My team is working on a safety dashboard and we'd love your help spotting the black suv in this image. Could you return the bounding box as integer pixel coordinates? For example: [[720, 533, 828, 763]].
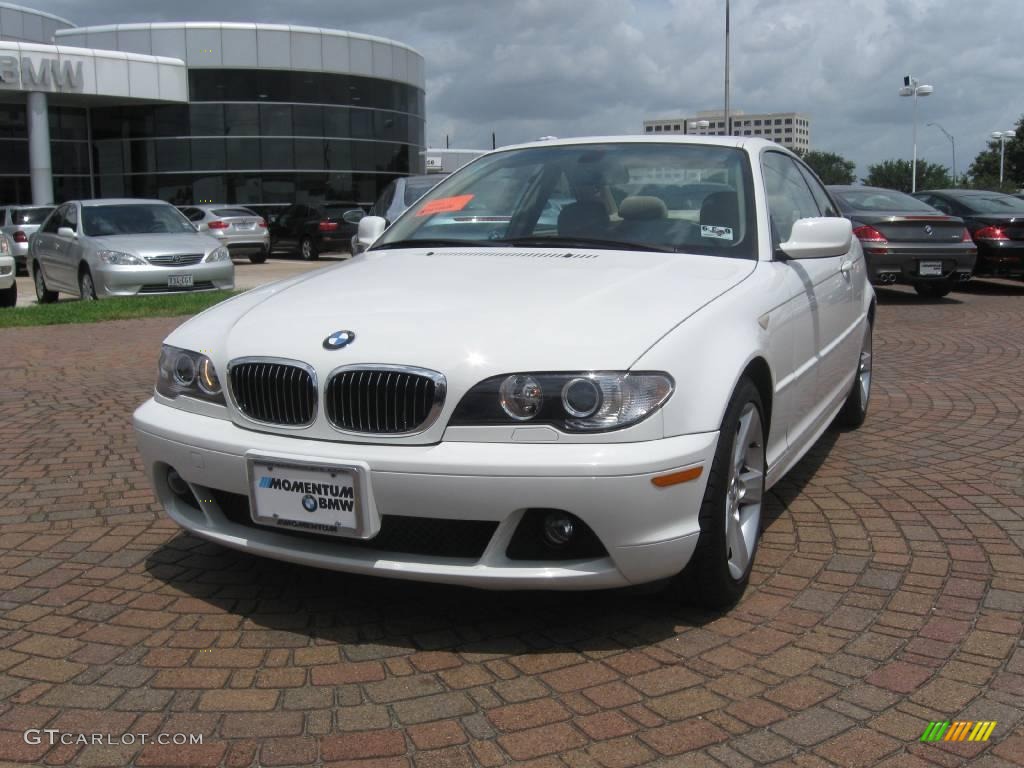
[[268, 202, 365, 260]]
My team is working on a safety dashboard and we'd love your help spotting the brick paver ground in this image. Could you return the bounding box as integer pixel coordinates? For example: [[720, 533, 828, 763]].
[[1, 280, 1023, 768]]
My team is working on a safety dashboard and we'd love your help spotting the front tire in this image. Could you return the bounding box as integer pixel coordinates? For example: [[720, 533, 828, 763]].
[[33, 262, 58, 304], [913, 280, 952, 299], [0, 281, 15, 308], [300, 236, 319, 261], [835, 317, 873, 429], [680, 377, 766, 609], [78, 268, 97, 301]]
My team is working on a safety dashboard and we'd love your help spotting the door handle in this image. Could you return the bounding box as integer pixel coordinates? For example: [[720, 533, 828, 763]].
[[840, 259, 853, 276]]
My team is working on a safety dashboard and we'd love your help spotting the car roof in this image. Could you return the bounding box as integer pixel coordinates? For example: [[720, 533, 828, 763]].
[[189, 204, 256, 211], [916, 189, 997, 197], [490, 134, 794, 155], [827, 185, 905, 194], [77, 198, 174, 207]]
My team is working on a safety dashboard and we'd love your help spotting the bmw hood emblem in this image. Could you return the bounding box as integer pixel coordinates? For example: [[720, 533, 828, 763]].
[[924, 225, 934, 235], [324, 330, 356, 350]]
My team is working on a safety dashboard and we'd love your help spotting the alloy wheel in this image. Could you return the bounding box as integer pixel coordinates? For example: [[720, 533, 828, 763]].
[[725, 402, 765, 580], [858, 327, 873, 409]]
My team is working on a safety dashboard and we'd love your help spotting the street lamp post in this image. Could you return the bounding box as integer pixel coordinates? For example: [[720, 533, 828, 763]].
[[927, 122, 956, 186], [991, 130, 1016, 185], [723, 0, 731, 135], [899, 76, 933, 193]]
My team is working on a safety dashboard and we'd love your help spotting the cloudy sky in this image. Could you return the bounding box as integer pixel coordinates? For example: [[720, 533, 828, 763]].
[[28, 0, 1024, 177]]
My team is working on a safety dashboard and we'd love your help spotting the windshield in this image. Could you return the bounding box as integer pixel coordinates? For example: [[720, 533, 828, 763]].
[[958, 193, 1024, 214], [404, 177, 444, 205], [374, 143, 757, 258], [833, 189, 938, 213], [212, 208, 256, 217], [83, 204, 195, 237], [12, 207, 53, 225]]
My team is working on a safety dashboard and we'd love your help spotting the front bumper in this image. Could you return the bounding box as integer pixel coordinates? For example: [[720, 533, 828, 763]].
[[94, 261, 235, 296], [864, 244, 976, 283], [133, 398, 718, 590]]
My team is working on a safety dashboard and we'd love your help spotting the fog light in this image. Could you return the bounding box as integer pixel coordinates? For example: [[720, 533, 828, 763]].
[[543, 512, 576, 547], [166, 468, 190, 497]]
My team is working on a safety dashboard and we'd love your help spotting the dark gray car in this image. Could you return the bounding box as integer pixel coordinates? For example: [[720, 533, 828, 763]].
[[829, 185, 976, 298]]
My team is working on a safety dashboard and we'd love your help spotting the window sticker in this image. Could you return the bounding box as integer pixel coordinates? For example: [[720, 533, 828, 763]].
[[416, 194, 475, 217], [700, 224, 734, 241]]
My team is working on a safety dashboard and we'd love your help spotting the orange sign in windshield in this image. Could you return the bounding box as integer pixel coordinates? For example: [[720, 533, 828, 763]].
[[416, 194, 474, 217]]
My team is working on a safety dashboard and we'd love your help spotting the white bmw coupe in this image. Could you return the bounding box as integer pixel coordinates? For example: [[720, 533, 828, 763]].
[[134, 136, 874, 607]]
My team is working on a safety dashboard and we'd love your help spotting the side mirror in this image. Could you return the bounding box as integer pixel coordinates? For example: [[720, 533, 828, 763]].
[[57, 226, 77, 238], [342, 209, 366, 225], [356, 216, 387, 251], [779, 217, 852, 260]]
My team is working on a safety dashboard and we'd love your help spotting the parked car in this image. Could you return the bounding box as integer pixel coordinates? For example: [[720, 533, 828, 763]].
[[351, 175, 448, 255], [29, 199, 234, 302], [178, 205, 270, 264], [828, 185, 976, 298], [0, 232, 15, 308], [0, 204, 54, 274], [912, 189, 1024, 278], [268, 202, 365, 260], [134, 136, 873, 609]]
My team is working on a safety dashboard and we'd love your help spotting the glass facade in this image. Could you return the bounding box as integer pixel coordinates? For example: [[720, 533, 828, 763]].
[[0, 69, 425, 206]]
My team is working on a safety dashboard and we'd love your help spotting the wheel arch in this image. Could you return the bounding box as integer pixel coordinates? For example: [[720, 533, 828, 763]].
[[740, 356, 774, 442]]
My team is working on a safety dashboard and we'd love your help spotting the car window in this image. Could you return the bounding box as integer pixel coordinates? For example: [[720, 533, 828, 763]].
[[921, 195, 954, 215], [761, 151, 821, 244], [372, 181, 397, 217], [12, 207, 54, 225], [834, 189, 939, 213], [403, 177, 442, 205], [41, 207, 64, 234], [212, 208, 257, 217], [180, 207, 204, 222], [795, 164, 839, 217], [0, 208, 6, 225], [81, 204, 196, 237], [64, 204, 78, 233], [375, 142, 758, 259], [957, 193, 1024, 214]]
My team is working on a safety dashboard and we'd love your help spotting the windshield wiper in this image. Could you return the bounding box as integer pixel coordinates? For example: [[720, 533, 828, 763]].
[[493, 236, 678, 253], [370, 238, 504, 251]]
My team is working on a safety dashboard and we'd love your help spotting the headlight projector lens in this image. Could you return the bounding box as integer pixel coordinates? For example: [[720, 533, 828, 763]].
[[499, 374, 543, 420], [561, 377, 602, 418], [173, 353, 197, 386]]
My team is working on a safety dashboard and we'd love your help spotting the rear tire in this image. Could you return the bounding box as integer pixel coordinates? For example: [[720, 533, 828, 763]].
[[913, 280, 952, 299], [300, 236, 319, 261], [78, 268, 97, 301], [249, 249, 268, 265], [0, 281, 15, 308], [835, 318, 873, 429], [678, 377, 766, 609], [33, 262, 58, 304]]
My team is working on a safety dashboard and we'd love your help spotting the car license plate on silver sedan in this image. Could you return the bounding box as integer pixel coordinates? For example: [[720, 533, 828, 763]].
[[249, 459, 362, 536], [168, 274, 194, 288], [919, 261, 943, 276]]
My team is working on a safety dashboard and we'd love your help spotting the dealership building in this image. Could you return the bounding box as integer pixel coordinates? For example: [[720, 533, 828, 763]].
[[0, 3, 426, 206]]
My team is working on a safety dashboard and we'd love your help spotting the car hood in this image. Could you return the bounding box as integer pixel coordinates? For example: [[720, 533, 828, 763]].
[[89, 232, 219, 255], [178, 247, 755, 376]]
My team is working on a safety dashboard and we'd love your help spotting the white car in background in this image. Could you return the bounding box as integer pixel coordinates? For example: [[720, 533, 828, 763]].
[[29, 199, 234, 302], [0, 232, 15, 307], [134, 136, 873, 608]]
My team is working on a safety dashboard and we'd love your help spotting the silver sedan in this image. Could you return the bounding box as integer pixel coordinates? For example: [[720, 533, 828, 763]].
[[178, 205, 270, 264], [29, 199, 234, 302]]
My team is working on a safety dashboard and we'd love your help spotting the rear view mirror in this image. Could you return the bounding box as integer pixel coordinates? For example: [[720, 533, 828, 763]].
[[779, 218, 852, 260], [57, 226, 76, 238], [355, 216, 387, 253], [343, 209, 366, 225]]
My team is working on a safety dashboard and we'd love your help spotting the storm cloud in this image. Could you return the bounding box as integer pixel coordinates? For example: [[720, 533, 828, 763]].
[[29, 0, 1024, 176]]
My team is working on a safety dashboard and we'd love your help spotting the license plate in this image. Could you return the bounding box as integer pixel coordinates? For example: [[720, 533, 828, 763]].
[[919, 261, 943, 276], [249, 459, 363, 536], [168, 274, 193, 287], [235, 223, 256, 230]]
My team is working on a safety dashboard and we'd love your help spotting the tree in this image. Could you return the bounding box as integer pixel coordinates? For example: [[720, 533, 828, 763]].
[[966, 114, 1024, 191], [796, 150, 857, 185], [862, 159, 952, 193]]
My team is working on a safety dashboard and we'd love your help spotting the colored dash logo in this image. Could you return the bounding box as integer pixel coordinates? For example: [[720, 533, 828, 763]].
[[920, 721, 997, 742], [259, 477, 272, 488]]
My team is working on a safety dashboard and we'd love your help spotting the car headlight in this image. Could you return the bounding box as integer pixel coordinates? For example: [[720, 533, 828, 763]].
[[206, 246, 231, 262], [157, 345, 225, 405], [98, 250, 146, 266], [450, 372, 673, 432]]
